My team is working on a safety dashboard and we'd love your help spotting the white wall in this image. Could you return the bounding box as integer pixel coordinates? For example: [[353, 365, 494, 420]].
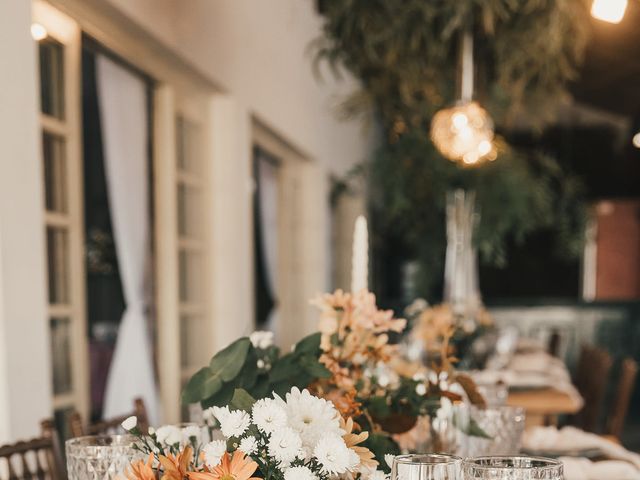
[[104, 0, 373, 177], [0, 0, 52, 442]]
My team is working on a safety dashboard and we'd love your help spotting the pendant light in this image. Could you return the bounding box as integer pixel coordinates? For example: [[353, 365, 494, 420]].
[[591, 0, 628, 24], [430, 27, 496, 166]]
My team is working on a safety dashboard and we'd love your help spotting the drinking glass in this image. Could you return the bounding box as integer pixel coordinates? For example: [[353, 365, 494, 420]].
[[391, 454, 462, 480], [458, 405, 525, 457], [462, 456, 563, 480], [66, 435, 141, 480]]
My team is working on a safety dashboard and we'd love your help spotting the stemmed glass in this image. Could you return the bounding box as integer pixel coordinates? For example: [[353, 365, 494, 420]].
[[66, 435, 141, 480], [391, 454, 462, 480], [462, 456, 564, 480]]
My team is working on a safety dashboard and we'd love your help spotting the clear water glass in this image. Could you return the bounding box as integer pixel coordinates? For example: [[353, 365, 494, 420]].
[[459, 405, 525, 457], [462, 456, 563, 480], [391, 454, 462, 480], [66, 435, 141, 480], [476, 382, 508, 406]]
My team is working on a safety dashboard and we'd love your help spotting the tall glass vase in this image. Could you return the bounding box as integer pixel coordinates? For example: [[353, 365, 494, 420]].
[[443, 189, 482, 323]]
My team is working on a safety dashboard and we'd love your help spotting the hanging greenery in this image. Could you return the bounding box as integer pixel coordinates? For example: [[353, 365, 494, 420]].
[[316, 0, 591, 297]]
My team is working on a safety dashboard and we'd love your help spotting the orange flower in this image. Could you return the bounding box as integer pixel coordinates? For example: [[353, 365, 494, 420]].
[[188, 451, 259, 480], [125, 454, 156, 480], [341, 416, 378, 472], [159, 446, 193, 480]]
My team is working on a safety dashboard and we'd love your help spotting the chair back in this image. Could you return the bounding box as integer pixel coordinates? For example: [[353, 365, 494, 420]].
[[606, 357, 639, 439], [68, 398, 149, 438], [574, 344, 613, 432], [0, 420, 65, 480]]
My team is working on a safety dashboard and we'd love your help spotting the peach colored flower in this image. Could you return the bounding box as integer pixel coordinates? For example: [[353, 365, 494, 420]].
[[124, 454, 156, 480], [188, 451, 259, 480], [159, 446, 193, 480]]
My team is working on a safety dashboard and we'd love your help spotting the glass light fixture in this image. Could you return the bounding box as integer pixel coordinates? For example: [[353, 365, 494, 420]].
[[430, 28, 496, 166], [591, 0, 628, 23], [31, 23, 48, 41], [633, 132, 640, 149]]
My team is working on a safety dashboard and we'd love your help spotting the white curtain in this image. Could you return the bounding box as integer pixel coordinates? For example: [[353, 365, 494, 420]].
[[97, 55, 159, 425], [257, 154, 279, 332]]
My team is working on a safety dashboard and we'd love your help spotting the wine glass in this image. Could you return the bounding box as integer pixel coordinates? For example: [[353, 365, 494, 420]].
[[66, 435, 141, 480], [458, 405, 526, 457], [391, 454, 462, 480], [462, 456, 563, 480]]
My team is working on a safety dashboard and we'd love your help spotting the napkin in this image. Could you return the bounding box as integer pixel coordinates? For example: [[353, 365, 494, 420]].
[[523, 426, 640, 470], [561, 457, 640, 480]]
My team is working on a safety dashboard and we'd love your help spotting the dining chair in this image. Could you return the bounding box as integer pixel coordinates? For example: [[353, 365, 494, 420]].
[[68, 397, 149, 437], [0, 419, 65, 480], [605, 357, 639, 439], [573, 344, 613, 433]]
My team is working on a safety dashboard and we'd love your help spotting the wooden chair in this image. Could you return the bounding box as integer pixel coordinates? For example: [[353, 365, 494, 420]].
[[573, 344, 613, 432], [68, 397, 149, 438], [0, 419, 65, 480], [606, 357, 639, 439]]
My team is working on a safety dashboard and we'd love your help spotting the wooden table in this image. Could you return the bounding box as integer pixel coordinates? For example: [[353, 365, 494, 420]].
[[507, 387, 582, 426]]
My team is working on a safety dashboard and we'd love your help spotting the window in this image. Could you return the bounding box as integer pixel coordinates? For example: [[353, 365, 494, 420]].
[[34, 2, 89, 426]]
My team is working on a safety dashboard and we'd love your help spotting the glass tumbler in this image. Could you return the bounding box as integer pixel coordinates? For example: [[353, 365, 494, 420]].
[[391, 454, 462, 480], [462, 456, 563, 480], [66, 435, 141, 480], [458, 405, 525, 457]]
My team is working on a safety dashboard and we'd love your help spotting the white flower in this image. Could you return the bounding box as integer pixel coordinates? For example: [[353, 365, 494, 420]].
[[412, 371, 427, 382], [238, 436, 258, 455], [384, 454, 395, 469], [219, 409, 250, 438], [280, 387, 342, 452], [268, 427, 302, 465], [284, 466, 317, 480], [121, 416, 137, 431], [250, 331, 274, 349], [415, 383, 427, 396], [212, 406, 231, 424], [148, 427, 155, 436], [252, 398, 287, 434], [203, 407, 217, 426], [156, 425, 182, 446], [368, 470, 389, 480], [313, 434, 359, 475], [257, 359, 265, 369], [202, 440, 227, 468], [181, 425, 201, 444]]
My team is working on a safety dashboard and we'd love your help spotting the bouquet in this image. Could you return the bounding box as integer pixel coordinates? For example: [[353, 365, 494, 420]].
[[122, 387, 384, 480]]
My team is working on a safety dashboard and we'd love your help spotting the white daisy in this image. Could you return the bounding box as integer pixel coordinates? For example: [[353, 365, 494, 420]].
[[249, 331, 274, 349], [202, 440, 227, 467], [368, 470, 389, 480], [281, 387, 342, 451], [313, 434, 359, 475], [252, 398, 287, 434], [181, 425, 201, 445], [212, 406, 231, 424], [219, 409, 251, 438], [284, 466, 318, 480], [155, 425, 182, 446], [238, 436, 258, 455], [268, 427, 302, 465]]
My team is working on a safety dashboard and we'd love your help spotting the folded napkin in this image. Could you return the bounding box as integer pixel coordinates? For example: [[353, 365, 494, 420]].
[[561, 457, 640, 480], [523, 426, 640, 470]]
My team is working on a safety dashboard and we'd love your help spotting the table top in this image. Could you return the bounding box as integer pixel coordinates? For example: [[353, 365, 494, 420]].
[[507, 387, 582, 415]]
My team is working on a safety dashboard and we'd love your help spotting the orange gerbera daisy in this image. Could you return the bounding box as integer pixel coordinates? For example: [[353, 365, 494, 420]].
[[159, 446, 193, 480], [188, 451, 259, 480], [125, 454, 156, 480]]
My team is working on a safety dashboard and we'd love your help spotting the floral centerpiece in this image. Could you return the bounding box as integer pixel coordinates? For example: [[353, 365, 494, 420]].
[[121, 387, 384, 480]]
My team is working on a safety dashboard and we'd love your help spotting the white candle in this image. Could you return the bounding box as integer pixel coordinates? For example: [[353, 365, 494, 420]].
[[351, 215, 369, 293]]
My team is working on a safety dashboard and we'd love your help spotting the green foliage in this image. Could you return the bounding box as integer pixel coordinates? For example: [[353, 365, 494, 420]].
[[182, 333, 331, 408], [369, 131, 587, 294], [316, 1, 590, 296], [316, 0, 590, 128]]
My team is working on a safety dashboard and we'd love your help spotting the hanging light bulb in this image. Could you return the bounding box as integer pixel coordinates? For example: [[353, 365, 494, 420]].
[[430, 28, 496, 166], [591, 0, 628, 23], [632, 132, 640, 149]]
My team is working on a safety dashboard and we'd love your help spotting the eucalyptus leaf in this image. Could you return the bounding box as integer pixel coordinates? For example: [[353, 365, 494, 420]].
[[230, 389, 257, 412]]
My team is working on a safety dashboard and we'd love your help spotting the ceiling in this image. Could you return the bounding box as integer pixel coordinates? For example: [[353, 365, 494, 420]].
[[572, 1, 640, 117]]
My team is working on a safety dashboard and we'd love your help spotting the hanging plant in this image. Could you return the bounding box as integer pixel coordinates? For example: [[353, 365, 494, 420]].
[[316, 0, 590, 296]]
